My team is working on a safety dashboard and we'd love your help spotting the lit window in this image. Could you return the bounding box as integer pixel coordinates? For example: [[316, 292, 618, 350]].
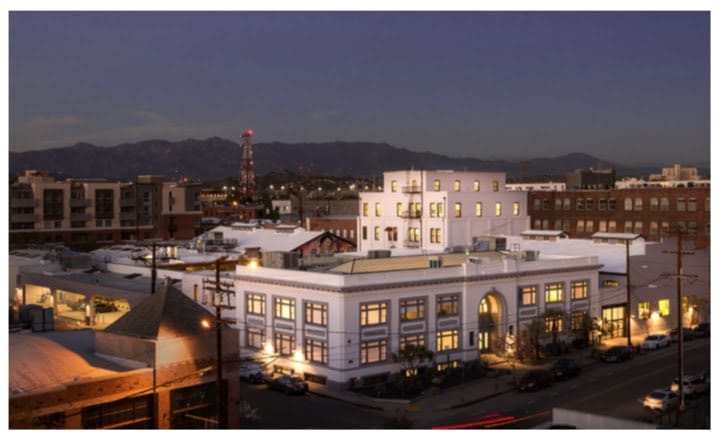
[[436, 294, 459, 316], [374, 226, 380, 241], [400, 297, 425, 321], [408, 227, 420, 242], [650, 221, 658, 235], [586, 220, 594, 233], [400, 334, 425, 350], [436, 330, 459, 352], [519, 286, 537, 306], [429, 202, 437, 218], [375, 202, 381, 217], [362, 202, 368, 216], [495, 202, 502, 217], [437, 202, 444, 217], [570, 280, 588, 300], [455, 202, 462, 218], [361, 339, 387, 364], [305, 302, 328, 326], [660, 197, 669, 211], [634, 221, 643, 234], [274, 332, 295, 357], [247, 293, 266, 316], [576, 220, 585, 233], [397, 202, 403, 217], [454, 180, 461, 192], [247, 327, 264, 349], [545, 315, 563, 333], [634, 198, 643, 211], [492, 181, 499, 192], [304, 339, 328, 364], [513, 202, 520, 216], [608, 220, 616, 232], [650, 198, 658, 211], [545, 283, 563, 303], [274, 297, 296, 320], [563, 198, 571, 210], [624, 221, 633, 233], [638, 302, 650, 320], [360, 302, 387, 326], [598, 220, 607, 232], [391, 180, 397, 192], [624, 198, 633, 211], [476, 202, 482, 217], [473, 180, 480, 192], [659, 299, 670, 316], [433, 180, 441, 191]]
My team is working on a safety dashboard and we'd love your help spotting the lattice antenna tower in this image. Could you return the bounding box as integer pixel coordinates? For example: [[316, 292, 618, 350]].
[[239, 129, 255, 202]]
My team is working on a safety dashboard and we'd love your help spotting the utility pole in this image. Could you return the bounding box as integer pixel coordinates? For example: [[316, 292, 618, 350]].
[[626, 239, 631, 347], [663, 227, 696, 413]]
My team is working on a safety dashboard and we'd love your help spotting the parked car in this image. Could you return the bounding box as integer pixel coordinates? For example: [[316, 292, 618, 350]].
[[670, 374, 709, 398], [670, 328, 695, 342], [643, 389, 680, 411], [693, 323, 710, 338], [601, 346, 633, 363], [239, 362, 266, 384], [268, 375, 308, 395], [641, 334, 671, 350], [518, 370, 554, 392], [551, 358, 581, 381]]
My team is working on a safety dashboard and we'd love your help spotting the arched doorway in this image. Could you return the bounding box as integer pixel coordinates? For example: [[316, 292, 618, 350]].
[[478, 293, 504, 354]]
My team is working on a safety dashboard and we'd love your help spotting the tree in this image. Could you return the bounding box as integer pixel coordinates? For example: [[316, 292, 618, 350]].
[[392, 344, 434, 397]]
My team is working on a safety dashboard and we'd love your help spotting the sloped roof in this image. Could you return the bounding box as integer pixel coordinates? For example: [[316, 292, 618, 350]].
[[202, 225, 327, 252], [104, 283, 216, 340]]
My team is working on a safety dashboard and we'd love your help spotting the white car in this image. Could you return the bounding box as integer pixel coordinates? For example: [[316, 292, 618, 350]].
[[643, 389, 680, 411], [670, 374, 709, 397], [239, 362, 266, 384], [641, 334, 671, 350]]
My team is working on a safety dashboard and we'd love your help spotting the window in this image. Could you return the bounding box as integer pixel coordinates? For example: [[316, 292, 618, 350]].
[[602, 279, 619, 288], [533, 219, 541, 230], [576, 220, 585, 233], [586, 198, 594, 211], [607, 199, 616, 211], [660, 197, 669, 211], [454, 180, 461, 192], [563, 198, 571, 210], [598, 220, 607, 233], [388, 226, 398, 241], [705, 197, 710, 212], [562, 220, 570, 232], [650, 197, 658, 211], [513, 201, 520, 216], [688, 222, 697, 234], [247, 327, 264, 349], [400, 334, 425, 350], [495, 202, 502, 217], [400, 297, 425, 321], [492, 181, 499, 192], [473, 180, 480, 192], [545, 315, 563, 333], [545, 282, 563, 303], [570, 311, 588, 331], [554, 219, 562, 230], [274, 297, 295, 320], [247, 293, 266, 315], [304, 339, 328, 364], [374, 226, 380, 241], [362, 203, 368, 216], [634, 198, 643, 211], [408, 227, 420, 242], [305, 302, 328, 326], [608, 220, 616, 232], [397, 202, 403, 217], [676, 198, 686, 212], [375, 202, 381, 217], [533, 199, 541, 210], [659, 299, 670, 316], [433, 180, 441, 191], [361, 339, 388, 364], [650, 221, 658, 235], [274, 332, 295, 357], [542, 199, 550, 210], [436, 294, 459, 316], [624, 198, 633, 211], [585, 220, 594, 233], [454, 202, 462, 218], [430, 228, 442, 243], [542, 219, 549, 230], [360, 302, 387, 326], [624, 220, 633, 233], [638, 302, 650, 320], [391, 180, 398, 192], [519, 286, 537, 306], [576, 199, 585, 211], [570, 280, 588, 300], [554, 199, 562, 210], [661, 221, 670, 234], [95, 189, 114, 220], [599, 199, 607, 211], [475, 202, 483, 217], [362, 226, 367, 240], [436, 330, 459, 352], [429, 202, 437, 217], [688, 198, 697, 212], [437, 202, 444, 217], [634, 221, 643, 234]]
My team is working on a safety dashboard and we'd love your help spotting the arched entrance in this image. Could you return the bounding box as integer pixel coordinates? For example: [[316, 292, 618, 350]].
[[478, 293, 504, 354]]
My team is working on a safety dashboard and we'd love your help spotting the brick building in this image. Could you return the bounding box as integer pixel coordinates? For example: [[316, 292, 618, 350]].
[[528, 187, 710, 248]]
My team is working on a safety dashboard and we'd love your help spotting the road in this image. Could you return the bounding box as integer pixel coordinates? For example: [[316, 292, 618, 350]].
[[426, 337, 710, 429]]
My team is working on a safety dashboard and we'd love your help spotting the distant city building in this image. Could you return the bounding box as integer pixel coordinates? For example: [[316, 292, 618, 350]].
[[615, 177, 710, 189], [528, 186, 710, 248], [9, 170, 202, 249], [358, 170, 529, 253], [649, 163, 700, 182], [566, 168, 616, 190], [305, 215, 358, 244], [505, 181, 566, 191]]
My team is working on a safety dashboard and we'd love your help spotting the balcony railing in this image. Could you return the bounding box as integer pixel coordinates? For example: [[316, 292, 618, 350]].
[[398, 211, 422, 219], [120, 198, 136, 207], [9, 198, 38, 208], [401, 185, 422, 194], [71, 212, 91, 221], [70, 198, 91, 207], [404, 240, 421, 248], [10, 213, 38, 223]]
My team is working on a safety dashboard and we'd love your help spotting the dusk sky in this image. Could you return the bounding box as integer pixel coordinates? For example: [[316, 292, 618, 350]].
[[8, 10, 711, 165]]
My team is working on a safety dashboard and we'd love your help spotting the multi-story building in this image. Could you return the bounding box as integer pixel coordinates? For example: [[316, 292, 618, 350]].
[[9, 171, 202, 249], [650, 163, 701, 182], [527, 186, 710, 248], [566, 168, 615, 190], [358, 170, 528, 253], [187, 249, 600, 390]]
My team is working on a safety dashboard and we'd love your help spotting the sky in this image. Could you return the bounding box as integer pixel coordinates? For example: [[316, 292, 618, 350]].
[[6, 8, 712, 165]]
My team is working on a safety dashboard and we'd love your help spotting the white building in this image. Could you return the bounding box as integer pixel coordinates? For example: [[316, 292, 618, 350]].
[[357, 170, 529, 253], [184, 249, 601, 390]]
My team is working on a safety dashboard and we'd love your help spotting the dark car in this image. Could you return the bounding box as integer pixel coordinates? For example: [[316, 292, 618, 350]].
[[670, 328, 695, 342], [268, 375, 308, 395], [551, 358, 581, 380], [601, 346, 633, 363], [693, 323, 710, 338], [518, 370, 553, 392]]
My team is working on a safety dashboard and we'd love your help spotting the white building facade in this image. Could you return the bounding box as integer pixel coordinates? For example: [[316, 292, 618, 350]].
[[196, 251, 600, 390], [357, 170, 529, 253]]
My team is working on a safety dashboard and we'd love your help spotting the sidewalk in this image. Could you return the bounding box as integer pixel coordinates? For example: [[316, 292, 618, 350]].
[[307, 335, 652, 422]]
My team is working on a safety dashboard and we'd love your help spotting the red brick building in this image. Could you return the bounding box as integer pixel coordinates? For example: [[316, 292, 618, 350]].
[[528, 187, 710, 248]]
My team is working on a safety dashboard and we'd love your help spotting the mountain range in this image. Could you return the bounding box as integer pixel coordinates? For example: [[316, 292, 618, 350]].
[[9, 138, 703, 182]]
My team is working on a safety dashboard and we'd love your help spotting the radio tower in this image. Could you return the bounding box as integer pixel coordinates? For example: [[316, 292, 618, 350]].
[[239, 129, 255, 202]]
